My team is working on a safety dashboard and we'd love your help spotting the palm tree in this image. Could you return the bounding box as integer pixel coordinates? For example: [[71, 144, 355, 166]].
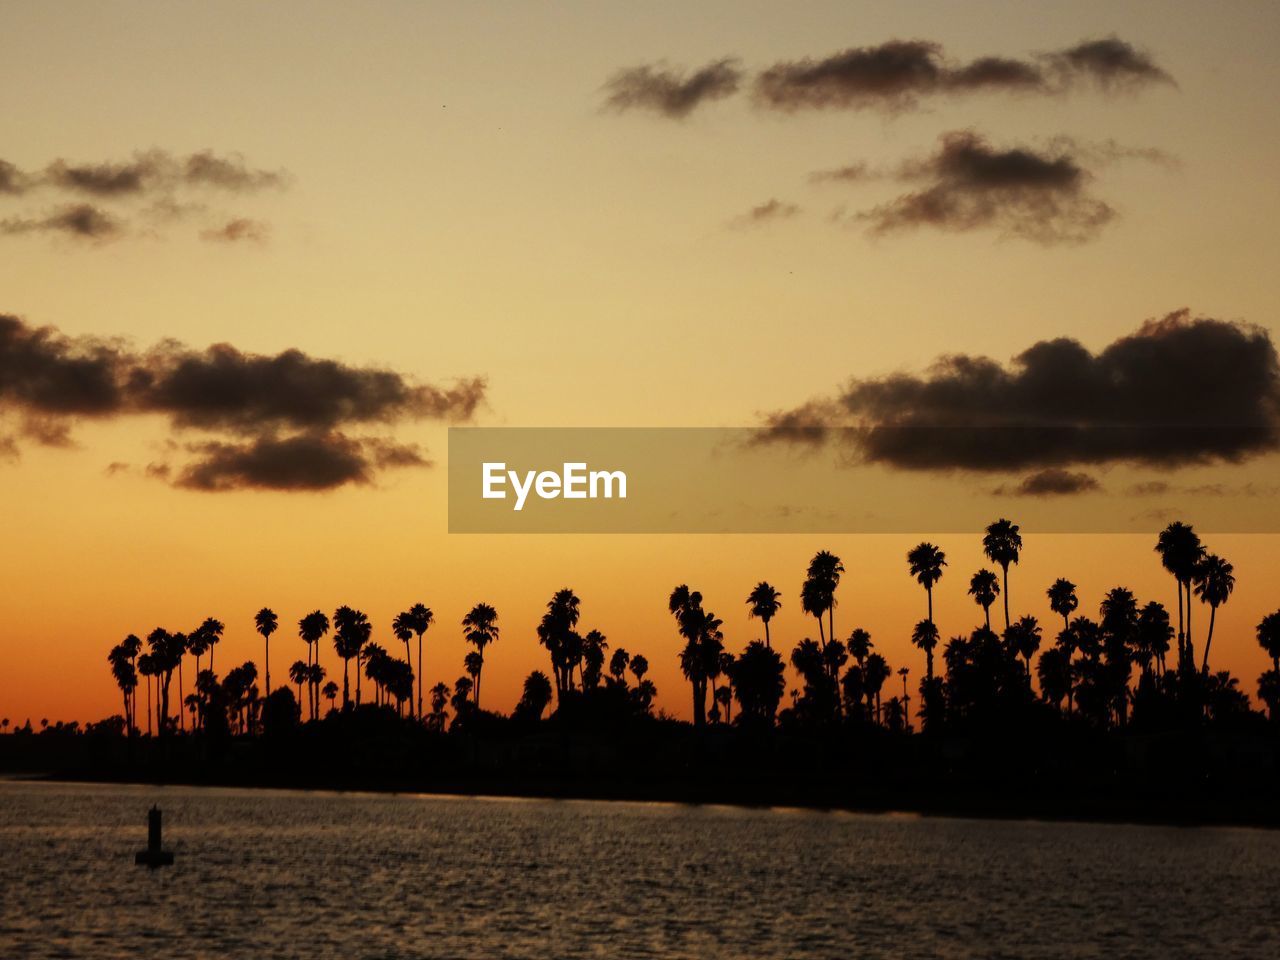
[[805, 550, 844, 646], [671, 585, 721, 727], [289, 660, 308, 709], [728, 640, 786, 727], [609, 648, 631, 685], [107, 644, 138, 735], [864, 653, 890, 725], [428, 681, 450, 730], [463, 651, 484, 703], [846, 628, 873, 666], [1136, 601, 1174, 677], [800, 578, 829, 648], [255, 608, 278, 699], [1194, 554, 1235, 675], [1037, 646, 1072, 711], [968, 570, 1000, 630], [321, 680, 339, 712], [746, 581, 782, 649], [906, 542, 946, 625], [982, 519, 1021, 630], [1155, 522, 1204, 670], [298, 610, 330, 720], [897, 666, 911, 729], [461, 603, 499, 709], [910, 619, 939, 682], [392, 612, 415, 712], [1006, 615, 1042, 680], [137, 652, 156, 735], [1047, 579, 1078, 632], [404, 603, 434, 721], [1257, 610, 1280, 674], [201, 617, 224, 675], [332, 606, 371, 709], [514, 670, 554, 722]]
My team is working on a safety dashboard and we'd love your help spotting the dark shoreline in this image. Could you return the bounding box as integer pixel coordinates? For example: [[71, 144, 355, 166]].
[[10, 765, 1278, 832]]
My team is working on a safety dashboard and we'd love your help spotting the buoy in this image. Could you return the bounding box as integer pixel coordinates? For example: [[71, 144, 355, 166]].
[[134, 805, 175, 867]]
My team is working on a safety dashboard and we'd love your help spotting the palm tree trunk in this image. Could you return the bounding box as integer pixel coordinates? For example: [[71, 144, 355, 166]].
[[342, 658, 351, 710], [1184, 582, 1195, 670], [417, 632, 424, 722], [1001, 563, 1010, 630], [1201, 605, 1218, 675], [264, 637, 270, 700], [984, 606, 991, 630], [146, 677, 152, 736], [764, 619, 771, 650], [177, 659, 185, 733]]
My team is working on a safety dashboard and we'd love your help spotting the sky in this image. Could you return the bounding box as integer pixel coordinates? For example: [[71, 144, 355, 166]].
[[2, 1, 1279, 724]]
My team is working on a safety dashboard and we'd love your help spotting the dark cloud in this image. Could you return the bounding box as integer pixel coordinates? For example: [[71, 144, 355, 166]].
[[1, 203, 123, 240], [856, 131, 1114, 243], [132, 342, 485, 434], [181, 151, 288, 191], [995, 468, 1101, 497], [0, 151, 286, 246], [0, 313, 484, 490], [753, 37, 1170, 112], [175, 433, 425, 492], [27, 150, 287, 198], [755, 40, 947, 112], [1049, 38, 1174, 91], [757, 311, 1280, 473], [200, 218, 269, 243], [732, 198, 800, 226], [602, 59, 743, 117]]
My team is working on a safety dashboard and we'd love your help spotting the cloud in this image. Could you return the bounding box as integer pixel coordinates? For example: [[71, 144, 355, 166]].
[[26, 150, 287, 198], [852, 131, 1115, 243], [753, 37, 1170, 112], [1048, 38, 1174, 91], [602, 59, 743, 117], [731, 198, 800, 227], [175, 433, 427, 492], [0, 313, 484, 489], [757, 311, 1280, 472], [0, 204, 123, 240], [994, 468, 1101, 497], [200, 218, 269, 244], [0, 150, 286, 245]]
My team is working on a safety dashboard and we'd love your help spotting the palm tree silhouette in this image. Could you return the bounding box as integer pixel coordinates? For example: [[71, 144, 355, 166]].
[[609, 648, 631, 685], [137, 652, 155, 735], [906, 542, 946, 626], [107, 643, 138, 736], [910, 619, 939, 683], [897, 666, 910, 729], [332, 606, 371, 710], [1257, 610, 1280, 675], [392, 612, 415, 712], [289, 660, 308, 709], [982, 519, 1021, 631], [968, 570, 1000, 630], [298, 610, 330, 721], [540, 589, 580, 697], [461, 602, 499, 709], [1155, 522, 1205, 671], [746, 581, 782, 649], [1194, 554, 1235, 675], [864, 653, 889, 725], [804, 551, 844, 647], [1037, 646, 1072, 711], [1006, 615, 1042, 680], [514, 670, 553, 722], [403, 603, 434, 721], [1047, 579, 1078, 632], [727, 641, 785, 727], [428, 681, 450, 730], [321, 680, 338, 714], [670, 585, 722, 727], [1137, 601, 1173, 677], [255, 608, 278, 701]]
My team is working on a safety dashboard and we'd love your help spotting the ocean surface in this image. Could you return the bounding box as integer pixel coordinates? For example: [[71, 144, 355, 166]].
[[0, 779, 1276, 959]]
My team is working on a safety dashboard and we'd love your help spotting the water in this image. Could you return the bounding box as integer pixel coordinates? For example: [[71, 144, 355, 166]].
[[0, 779, 1276, 959]]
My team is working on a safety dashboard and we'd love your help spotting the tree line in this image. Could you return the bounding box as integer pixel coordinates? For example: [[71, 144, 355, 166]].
[[93, 518, 1280, 740]]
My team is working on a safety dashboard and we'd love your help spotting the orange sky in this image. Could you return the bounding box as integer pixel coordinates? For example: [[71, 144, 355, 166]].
[[1, 2, 1279, 723]]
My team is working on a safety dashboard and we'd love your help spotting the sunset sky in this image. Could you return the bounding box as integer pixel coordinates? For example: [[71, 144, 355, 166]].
[[2, 1, 1279, 724]]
